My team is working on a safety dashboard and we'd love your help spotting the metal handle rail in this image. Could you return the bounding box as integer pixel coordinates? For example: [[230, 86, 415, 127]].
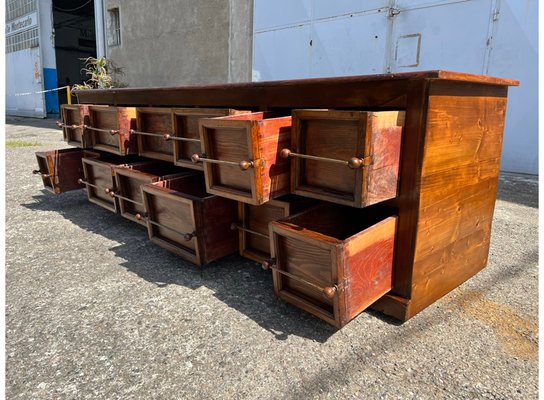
[[280, 148, 371, 170], [107, 191, 144, 206], [191, 153, 263, 171], [230, 223, 269, 239], [56, 121, 83, 130], [32, 170, 52, 178], [77, 178, 110, 192], [135, 213, 196, 241], [128, 129, 200, 142], [85, 126, 120, 135], [262, 258, 338, 299]]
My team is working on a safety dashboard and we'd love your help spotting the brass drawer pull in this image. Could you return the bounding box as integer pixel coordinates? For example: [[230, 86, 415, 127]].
[[262, 258, 338, 299], [56, 121, 83, 130], [107, 191, 144, 206], [230, 223, 269, 239], [85, 125, 120, 135], [191, 153, 264, 171], [32, 170, 52, 178], [142, 216, 196, 241], [280, 148, 371, 169]]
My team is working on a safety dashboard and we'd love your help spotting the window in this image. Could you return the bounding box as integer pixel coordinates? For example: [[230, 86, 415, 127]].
[[107, 7, 121, 47]]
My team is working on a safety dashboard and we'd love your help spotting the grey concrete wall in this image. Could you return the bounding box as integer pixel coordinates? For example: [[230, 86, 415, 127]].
[[103, 0, 253, 87]]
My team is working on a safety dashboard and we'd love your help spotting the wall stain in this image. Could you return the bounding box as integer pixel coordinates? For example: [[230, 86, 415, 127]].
[[449, 289, 538, 361]]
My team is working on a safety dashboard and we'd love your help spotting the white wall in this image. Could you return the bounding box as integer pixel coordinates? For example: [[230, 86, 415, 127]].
[[253, 0, 538, 174]]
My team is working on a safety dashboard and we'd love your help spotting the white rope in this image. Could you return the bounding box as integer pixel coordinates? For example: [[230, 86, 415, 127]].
[[6, 85, 69, 97]]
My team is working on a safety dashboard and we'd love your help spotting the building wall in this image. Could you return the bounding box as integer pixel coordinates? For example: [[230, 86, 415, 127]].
[[103, 0, 253, 87], [252, 0, 538, 175]]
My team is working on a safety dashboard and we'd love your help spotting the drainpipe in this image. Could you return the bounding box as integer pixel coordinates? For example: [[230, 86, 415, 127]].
[[94, 0, 106, 57]]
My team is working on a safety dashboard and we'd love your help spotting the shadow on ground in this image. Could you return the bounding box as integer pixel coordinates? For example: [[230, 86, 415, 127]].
[[23, 190, 339, 342]]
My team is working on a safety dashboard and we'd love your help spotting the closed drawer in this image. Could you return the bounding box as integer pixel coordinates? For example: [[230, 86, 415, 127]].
[[267, 203, 397, 328], [232, 195, 316, 263], [194, 112, 292, 205], [134, 107, 175, 162], [88, 106, 138, 155], [113, 162, 195, 226], [141, 173, 238, 266], [34, 148, 99, 194], [172, 108, 250, 170], [283, 110, 404, 207], [80, 155, 148, 213]]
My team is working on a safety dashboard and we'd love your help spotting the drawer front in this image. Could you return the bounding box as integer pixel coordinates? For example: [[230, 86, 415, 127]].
[[198, 113, 292, 205], [81, 158, 118, 212], [173, 108, 250, 170], [34, 148, 95, 194], [136, 108, 174, 161], [61, 105, 88, 147], [288, 110, 404, 207], [238, 202, 286, 261], [142, 186, 199, 264], [89, 106, 137, 155], [114, 168, 157, 224]]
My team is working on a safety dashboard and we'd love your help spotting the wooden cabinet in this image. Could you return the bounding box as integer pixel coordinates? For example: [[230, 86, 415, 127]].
[[75, 70, 519, 323], [141, 174, 238, 265], [232, 195, 316, 263], [284, 110, 404, 207], [172, 108, 250, 170], [195, 112, 292, 205], [34, 148, 99, 194], [88, 106, 138, 155], [266, 203, 397, 328]]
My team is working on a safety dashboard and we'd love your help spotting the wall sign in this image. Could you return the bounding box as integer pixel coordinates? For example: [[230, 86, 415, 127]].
[[6, 11, 38, 37]]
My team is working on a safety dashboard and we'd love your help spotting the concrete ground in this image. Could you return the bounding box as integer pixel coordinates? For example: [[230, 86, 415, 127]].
[[5, 117, 538, 399]]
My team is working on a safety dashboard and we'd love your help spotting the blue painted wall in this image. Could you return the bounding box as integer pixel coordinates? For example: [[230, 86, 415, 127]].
[[43, 67, 59, 114]]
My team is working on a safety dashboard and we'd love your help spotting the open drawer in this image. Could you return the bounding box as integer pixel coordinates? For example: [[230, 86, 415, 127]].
[[282, 110, 405, 208], [57, 104, 95, 148], [231, 195, 316, 263], [172, 108, 250, 170], [33, 148, 99, 194], [266, 203, 397, 328], [113, 162, 194, 225], [88, 106, 138, 155], [193, 112, 292, 205], [132, 107, 175, 162], [80, 155, 148, 213], [141, 173, 238, 266]]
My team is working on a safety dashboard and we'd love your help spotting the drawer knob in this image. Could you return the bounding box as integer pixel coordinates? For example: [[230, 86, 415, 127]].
[[163, 133, 172, 141], [280, 148, 291, 159], [322, 286, 337, 299], [104, 187, 113, 194], [32, 170, 51, 178], [262, 258, 276, 270], [239, 160, 253, 171]]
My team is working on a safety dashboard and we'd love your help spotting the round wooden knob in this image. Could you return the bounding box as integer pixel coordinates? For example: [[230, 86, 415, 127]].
[[239, 160, 253, 171], [191, 154, 201, 164], [183, 233, 194, 241], [104, 187, 111, 194], [135, 213, 142, 220], [347, 157, 363, 169], [280, 149, 291, 159], [322, 286, 337, 299], [163, 133, 172, 141], [77, 178, 83, 184], [109, 191, 116, 197], [261, 258, 276, 270]]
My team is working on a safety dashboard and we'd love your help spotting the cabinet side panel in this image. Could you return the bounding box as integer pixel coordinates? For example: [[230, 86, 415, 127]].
[[409, 82, 508, 318]]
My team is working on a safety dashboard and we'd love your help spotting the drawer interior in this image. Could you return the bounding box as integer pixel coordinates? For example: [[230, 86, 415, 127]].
[[138, 110, 173, 156]]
